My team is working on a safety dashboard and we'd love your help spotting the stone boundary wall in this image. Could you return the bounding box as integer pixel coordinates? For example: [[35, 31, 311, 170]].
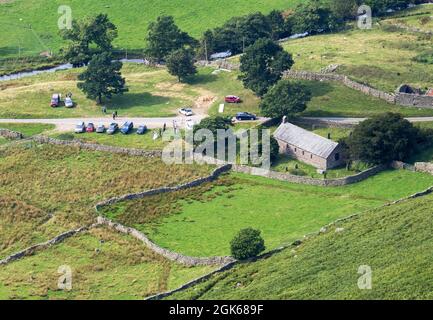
[[283, 70, 433, 108], [94, 164, 234, 266], [31, 135, 162, 158], [283, 70, 396, 103], [395, 93, 433, 108], [0, 128, 24, 140], [97, 217, 235, 267], [293, 117, 357, 129], [231, 164, 387, 187], [197, 59, 240, 71], [415, 162, 433, 175], [95, 164, 232, 209], [391, 160, 416, 171], [391, 160, 433, 175], [0, 225, 93, 266], [148, 182, 433, 300]]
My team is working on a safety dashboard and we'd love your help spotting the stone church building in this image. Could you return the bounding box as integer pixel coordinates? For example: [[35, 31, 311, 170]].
[[273, 121, 345, 170]]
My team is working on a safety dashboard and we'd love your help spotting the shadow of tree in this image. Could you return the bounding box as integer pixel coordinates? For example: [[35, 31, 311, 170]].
[[106, 92, 171, 110]]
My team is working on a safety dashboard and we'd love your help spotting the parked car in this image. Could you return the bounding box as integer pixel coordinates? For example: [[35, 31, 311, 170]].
[[136, 125, 148, 135], [86, 123, 95, 133], [96, 123, 106, 133], [225, 95, 241, 103], [235, 112, 257, 121], [179, 107, 193, 116], [50, 94, 61, 107], [74, 121, 86, 133], [120, 121, 134, 134], [107, 122, 119, 135], [64, 97, 74, 108]]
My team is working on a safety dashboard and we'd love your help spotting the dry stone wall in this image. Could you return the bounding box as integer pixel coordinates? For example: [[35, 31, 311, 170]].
[[283, 70, 433, 108], [0, 129, 24, 140], [0, 225, 92, 265], [95, 165, 232, 209], [283, 70, 396, 103], [97, 217, 235, 266], [232, 164, 386, 187], [415, 162, 433, 175], [31, 135, 162, 158]]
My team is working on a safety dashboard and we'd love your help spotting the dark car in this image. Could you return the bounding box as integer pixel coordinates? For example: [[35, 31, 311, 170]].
[[86, 123, 95, 133], [235, 112, 257, 121], [120, 121, 134, 134], [107, 122, 119, 135], [136, 125, 148, 135]]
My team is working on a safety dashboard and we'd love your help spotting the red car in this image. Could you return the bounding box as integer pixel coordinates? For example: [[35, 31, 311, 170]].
[[86, 123, 95, 133], [225, 95, 242, 103]]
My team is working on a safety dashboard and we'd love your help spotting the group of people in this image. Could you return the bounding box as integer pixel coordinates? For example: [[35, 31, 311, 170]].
[[101, 106, 118, 120]]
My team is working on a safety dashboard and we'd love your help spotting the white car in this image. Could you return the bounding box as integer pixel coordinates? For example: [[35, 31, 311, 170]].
[[74, 121, 86, 134], [65, 97, 74, 108], [179, 108, 193, 116]]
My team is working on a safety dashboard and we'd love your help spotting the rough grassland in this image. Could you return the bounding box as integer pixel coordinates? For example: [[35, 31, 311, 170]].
[[383, 4, 433, 33], [0, 142, 212, 258], [283, 26, 433, 92], [100, 170, 433, 257], [2, 63, 433, 120], [168, 193, 433, 300], [0, 0, 301, 58], [0, 64, 259, 119], [0, 227, 214, 300], [0, 123, 54, 136]]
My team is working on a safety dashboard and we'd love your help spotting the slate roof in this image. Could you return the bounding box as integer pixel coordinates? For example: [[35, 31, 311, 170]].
[[273, 122, 339, 159]]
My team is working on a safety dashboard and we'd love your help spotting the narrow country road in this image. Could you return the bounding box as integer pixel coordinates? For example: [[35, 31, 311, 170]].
[[1, 116, 433, 131], [302, 117, 433, 125], [0, 116, 207, 131]]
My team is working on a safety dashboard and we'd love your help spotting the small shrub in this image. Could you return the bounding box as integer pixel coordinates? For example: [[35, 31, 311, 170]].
[[289, 168, 307, 176], [230, 228, 265, 260]]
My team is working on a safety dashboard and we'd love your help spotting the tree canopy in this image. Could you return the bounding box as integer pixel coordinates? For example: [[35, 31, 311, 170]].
[[166, 48, 197, 82], [260, 80, 312, 118], [240, 38, 294, 96], [230, 228, 266, 260], [346, 113, 422, 164], [145, 16, 197, 62], [77, 52, 127, 104], [61, 14, 118, 66]]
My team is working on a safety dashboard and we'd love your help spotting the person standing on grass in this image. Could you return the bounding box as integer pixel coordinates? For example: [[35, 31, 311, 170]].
[[163, 123, 166, 132], [115, 110, 118, 118], [112, 112, 116, 120], [102, 106, 107, 114]]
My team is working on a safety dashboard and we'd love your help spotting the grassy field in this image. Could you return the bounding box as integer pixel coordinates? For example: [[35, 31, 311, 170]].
[[0, 0, 300, 59], [49, 129, 174, 150], [383, 4, 433, 33], [0, 64, 259, 119], [3, 63, 433, 120], [282, 24, 433, 93], [0, 227, 214, 300], [0, 123, 55, 136], [167, 192, 433, 300], [100, 170, 433, 257], [299, 81, 433, 117], [0, 142, 212, 258]]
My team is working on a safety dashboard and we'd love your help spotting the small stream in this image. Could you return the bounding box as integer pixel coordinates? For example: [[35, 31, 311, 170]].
[[0, 59, 146, 82]]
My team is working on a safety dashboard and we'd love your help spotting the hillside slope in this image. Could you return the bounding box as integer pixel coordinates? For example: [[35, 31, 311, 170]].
[[0, 0, 300, 58], [168, 193, 433, 300]]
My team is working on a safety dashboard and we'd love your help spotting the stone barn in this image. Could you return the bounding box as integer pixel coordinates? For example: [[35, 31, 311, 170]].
[[273, 122, 345, 170]]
